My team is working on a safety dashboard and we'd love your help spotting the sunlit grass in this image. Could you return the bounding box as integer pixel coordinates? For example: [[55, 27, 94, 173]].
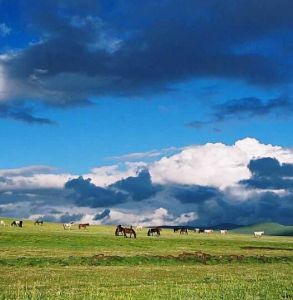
[[0, 218, 292, 299]]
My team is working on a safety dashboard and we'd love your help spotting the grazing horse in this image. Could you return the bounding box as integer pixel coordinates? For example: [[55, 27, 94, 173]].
[[254, 231, 264, 238], [122, 226, 136, 238], [78, 223, 89, 230], [115, 225, 124, 236], [180, 228, 188, 235], [0, 220, 5, 226], [34, 220, 43, 225], [63, 222, 74, 230], [194, 228, 200, 233], [11, 220, 23, 227], [220, 230, 228, 235], [198, 229, 205, 233], [147, 227, 161, 236], [173, 228, 180, 233], [204, 229, 213, 234]]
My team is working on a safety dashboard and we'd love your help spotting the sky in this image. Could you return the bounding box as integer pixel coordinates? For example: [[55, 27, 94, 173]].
[[0, 0, 292, 226]]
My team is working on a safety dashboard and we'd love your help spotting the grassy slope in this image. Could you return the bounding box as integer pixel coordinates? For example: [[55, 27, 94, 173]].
[[0, 218, 292, 299], [232, 222, 293, 236]]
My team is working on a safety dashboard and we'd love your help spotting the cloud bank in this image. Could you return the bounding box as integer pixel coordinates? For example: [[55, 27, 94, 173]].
[[0, 138, 292, 225]]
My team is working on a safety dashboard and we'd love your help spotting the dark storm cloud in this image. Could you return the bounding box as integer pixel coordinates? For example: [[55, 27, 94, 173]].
[[94, 208, 110, 220], [59, 212, 83, 223], [189, 190, 293, 226], [168, 180, 293, 226], [41, 213, 83, 223], [0, 103, 55, 125], [65, 170, 160, 206], [186, 96, 293, 128], [1, 0, 292, 115], [0, 188, 66, 205], [64, 176, 127, 207], [213, 96, 293, 121], [171, 185, 221, 203], [240, 157, 293, 190], [110, 169, 161, 201]]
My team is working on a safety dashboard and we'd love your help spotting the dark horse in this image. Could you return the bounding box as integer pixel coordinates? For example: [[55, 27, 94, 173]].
[[115, 225, 124, 236], [180, 228, 188, 235], [34, 220, 43, 225], [115, 225, 136, 238], [11, 220, 23, 227], [174, 228, 180, 233], [78, 223, 90, 229], [147, 227, 161, 236]]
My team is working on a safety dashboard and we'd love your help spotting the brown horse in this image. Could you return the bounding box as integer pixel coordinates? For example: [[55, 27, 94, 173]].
[[78, 223, 89, 230], [147, 227, 161, 236], [122, 226, 136, 238], [34, 220, 43, 225], [180, 228, 188, 235], [115, 225, 136, 238]]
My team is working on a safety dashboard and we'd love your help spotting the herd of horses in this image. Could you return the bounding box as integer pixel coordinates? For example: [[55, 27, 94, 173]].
[[0, 219, 265, 238], [114, 226, 228, 238]]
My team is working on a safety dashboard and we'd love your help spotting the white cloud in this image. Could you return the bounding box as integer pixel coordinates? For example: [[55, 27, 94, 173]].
[[1, 138, 293, 194], [0, 165, 56, 177], [150, 137, 293, 189], [84, 162, 147, 187], [93, 208, 197, 226], [0, 166, 72, 190], [108, 147, 180, 162]]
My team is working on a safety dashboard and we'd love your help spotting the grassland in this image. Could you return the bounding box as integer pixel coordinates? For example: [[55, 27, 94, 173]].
[[233, 222, 293, 236], [0, 218, 292, 299]]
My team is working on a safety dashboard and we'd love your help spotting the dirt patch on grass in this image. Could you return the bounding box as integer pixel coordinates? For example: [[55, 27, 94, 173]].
[[0, 252, 292, 267], [89, 251, 292, 265]]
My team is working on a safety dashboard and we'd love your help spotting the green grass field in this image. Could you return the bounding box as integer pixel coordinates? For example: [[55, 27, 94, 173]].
[[0, 218, 292, 299]]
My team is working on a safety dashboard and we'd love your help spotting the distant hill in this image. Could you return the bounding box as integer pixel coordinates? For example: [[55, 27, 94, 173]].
[[158, 223, 242, 230], [211, 223, 243, 230], [159, 222, 293, 236], [232, 222, 293, 236]]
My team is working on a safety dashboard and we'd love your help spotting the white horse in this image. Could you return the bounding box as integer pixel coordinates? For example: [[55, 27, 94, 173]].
[[254, 231, 264, 238], [136, 225, 143, 231], [63, 222, 75, 230], [220, 230, 228, 235], [204, 229, 213, 234], [0, 220, 5, 226]]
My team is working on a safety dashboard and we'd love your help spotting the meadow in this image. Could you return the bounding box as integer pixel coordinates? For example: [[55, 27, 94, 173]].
[[0, 218, 292, 299]]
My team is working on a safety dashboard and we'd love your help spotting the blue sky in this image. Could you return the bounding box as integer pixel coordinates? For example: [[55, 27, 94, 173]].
[[0, 0, 292, 225]]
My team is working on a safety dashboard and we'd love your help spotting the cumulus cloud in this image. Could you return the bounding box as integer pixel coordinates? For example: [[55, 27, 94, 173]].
[[83, 163, 147, 187], [1, 138, 293, 225], [150, 138, 293, 189], [64, 176, 127, 207], [94, 208, 110, 221], [0, 167, 72, 191], [110, 169, 161, 201], [241, 157, 293, 190], [94, 208, 197, 227]]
